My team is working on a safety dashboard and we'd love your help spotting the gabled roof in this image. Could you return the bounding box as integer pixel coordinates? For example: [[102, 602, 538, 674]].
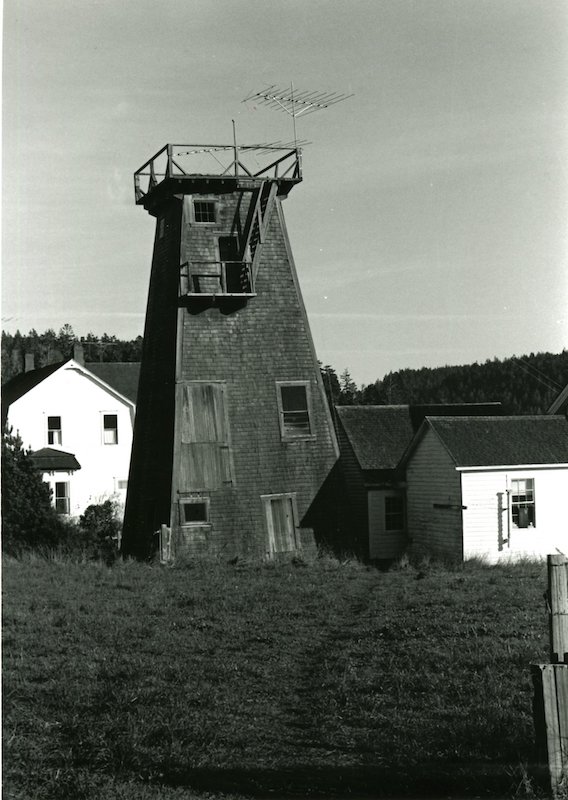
[[335, 406, 414, 470], [29, 448, 81, 471], [335, 403, 503, 471], [420, 415, 568, 468], [87, 362, 140, 403], [2, 359, 139, 426], [2, 361, 64, 411]]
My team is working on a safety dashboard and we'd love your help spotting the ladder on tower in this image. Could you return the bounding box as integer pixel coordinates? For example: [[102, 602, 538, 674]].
[[240, 181, 279, 288]]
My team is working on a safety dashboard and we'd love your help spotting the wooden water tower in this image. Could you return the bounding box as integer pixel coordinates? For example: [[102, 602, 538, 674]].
[[122, 140, 339, 560]]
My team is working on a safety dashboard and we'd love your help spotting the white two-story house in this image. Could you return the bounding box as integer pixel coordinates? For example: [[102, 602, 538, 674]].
[[2, 349, 139, 519]]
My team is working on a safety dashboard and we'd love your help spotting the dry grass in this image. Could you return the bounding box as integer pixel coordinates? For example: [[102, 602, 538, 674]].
[[2, 552, 553, 799]]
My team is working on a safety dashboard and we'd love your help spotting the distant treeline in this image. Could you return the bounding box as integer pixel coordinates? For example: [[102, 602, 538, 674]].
[[2, 326, 566, 415], [321, 350, 568, 415], [1, 325, 143, 383]]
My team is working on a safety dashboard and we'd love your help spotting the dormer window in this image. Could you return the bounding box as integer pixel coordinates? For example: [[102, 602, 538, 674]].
[[47, 416, 62, 446], [193, 200, 216, 223]]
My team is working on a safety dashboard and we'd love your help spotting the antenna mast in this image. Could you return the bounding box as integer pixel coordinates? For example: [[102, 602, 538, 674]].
[[243, 83, 354, 147]]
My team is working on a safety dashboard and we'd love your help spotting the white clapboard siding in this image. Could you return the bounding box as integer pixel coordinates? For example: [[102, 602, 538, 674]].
[[461, 467, 568, 562], [406, 427, 463, 560]]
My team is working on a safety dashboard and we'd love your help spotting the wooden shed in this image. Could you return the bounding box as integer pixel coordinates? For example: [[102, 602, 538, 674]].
[[401, 415, 568, 563], [334, 403, 501, 561]]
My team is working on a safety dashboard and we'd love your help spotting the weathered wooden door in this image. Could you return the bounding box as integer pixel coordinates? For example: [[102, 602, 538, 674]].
[[179, 382, 232, 490], [218, 236, 242, 293], [263, 494, 298, 555]]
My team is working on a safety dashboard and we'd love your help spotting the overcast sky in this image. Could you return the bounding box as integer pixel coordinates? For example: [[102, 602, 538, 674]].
[[3, 0, 567, 385]]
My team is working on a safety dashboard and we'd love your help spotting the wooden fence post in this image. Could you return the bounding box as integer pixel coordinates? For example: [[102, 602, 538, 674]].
[[533, 554, 568, 797], [549, 554, 568, 665]]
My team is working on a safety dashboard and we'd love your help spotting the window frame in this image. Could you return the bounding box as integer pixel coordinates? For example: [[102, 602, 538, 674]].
[[276, 381, 314, 441], [54, 481, 70, 515], [384, 494, 405, 533], [47, 415, 62, 446], [102, 413, 119, 445], [510, 478, 536, 529], [178, 495, 211, 527], [192, 198, 218, 225]]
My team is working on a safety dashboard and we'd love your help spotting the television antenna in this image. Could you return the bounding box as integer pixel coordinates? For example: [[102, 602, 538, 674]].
[[243, 83, 354, 148]]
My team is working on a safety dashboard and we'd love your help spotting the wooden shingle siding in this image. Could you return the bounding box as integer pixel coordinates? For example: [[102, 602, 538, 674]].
[[406, 428, 463, 561], [169, 193, 338, 559], [335, 418, 368, 558]]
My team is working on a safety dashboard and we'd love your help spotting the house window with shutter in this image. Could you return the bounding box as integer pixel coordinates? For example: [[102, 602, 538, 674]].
[[511, 479, 536, 528], [179, 382, 233, 490], [47, 416, 62, 445], [262, 493, 300, 555], [276, 381, 313, 440]]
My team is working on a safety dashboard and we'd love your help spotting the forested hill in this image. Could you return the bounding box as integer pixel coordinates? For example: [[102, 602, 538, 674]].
[[1, 326, 143, 384], [2, 327, 566, 416], [325, 350, 568, 415]]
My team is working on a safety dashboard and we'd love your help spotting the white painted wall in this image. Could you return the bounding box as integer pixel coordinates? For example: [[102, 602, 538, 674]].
[[405, 427, 463, 560], [7, 361, 134, 519], [368, 489, 407, 559], [461, 467, 568, 562]]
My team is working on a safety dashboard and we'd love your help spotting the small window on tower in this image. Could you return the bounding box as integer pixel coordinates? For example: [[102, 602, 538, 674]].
[[180, 497, 210, 525], [47, 416, 62, 445], [55, 482, 70, 515], [276, 382, 313, 439], [103, 414, 118, 445], [193, 200, 216, 224]]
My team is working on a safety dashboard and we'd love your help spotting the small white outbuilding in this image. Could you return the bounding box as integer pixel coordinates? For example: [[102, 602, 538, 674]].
[[401, 415, 568, 563]]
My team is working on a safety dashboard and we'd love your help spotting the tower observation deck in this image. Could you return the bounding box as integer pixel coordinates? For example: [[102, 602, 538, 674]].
[[134, 143, 302, 213]]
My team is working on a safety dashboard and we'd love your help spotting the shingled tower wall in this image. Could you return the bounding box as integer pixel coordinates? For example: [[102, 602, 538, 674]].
[[122, 144, 339, 560]]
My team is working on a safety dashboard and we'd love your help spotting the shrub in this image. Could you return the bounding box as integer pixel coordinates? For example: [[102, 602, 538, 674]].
[[1, 429, 70, 554], [79, 501, 120, 564]]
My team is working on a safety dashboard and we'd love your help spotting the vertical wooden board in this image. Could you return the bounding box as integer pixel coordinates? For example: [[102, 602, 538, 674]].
[[542, 665, 564, 792], [556, 666, 568, 767], [549, 556, 568, 663]]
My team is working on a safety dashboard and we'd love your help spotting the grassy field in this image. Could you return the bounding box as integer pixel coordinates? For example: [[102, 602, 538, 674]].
[[2, 552, 554, 800]]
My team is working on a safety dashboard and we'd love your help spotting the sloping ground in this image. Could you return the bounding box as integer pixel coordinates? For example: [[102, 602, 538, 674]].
[[2, 555, 551, 799]]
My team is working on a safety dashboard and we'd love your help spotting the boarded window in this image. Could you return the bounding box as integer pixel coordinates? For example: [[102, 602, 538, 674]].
[[262, 493, 299, 555], [179, 382, 232, 490], [277, 382, 312, 438], [48, 416, 62, 445]]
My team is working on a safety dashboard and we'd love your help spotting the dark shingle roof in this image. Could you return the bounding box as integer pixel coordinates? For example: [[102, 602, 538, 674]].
[[336, 406, 414, 470], [87, 362, 140, 403], [29, 448, 81, 471], [427, 415, 568, 466], [2, 362, 64, 417], [335, 403, 503, 471]]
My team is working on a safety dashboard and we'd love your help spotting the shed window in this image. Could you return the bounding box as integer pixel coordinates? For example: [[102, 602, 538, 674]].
[[277, 382, 312, 438], [103, 414, 118, 445], [385, 496, 405, 532], [47, 416, 62, 445], [55, 482, 70, 515], [511, 479, 535, 528], [193, 200, 216, 223]]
